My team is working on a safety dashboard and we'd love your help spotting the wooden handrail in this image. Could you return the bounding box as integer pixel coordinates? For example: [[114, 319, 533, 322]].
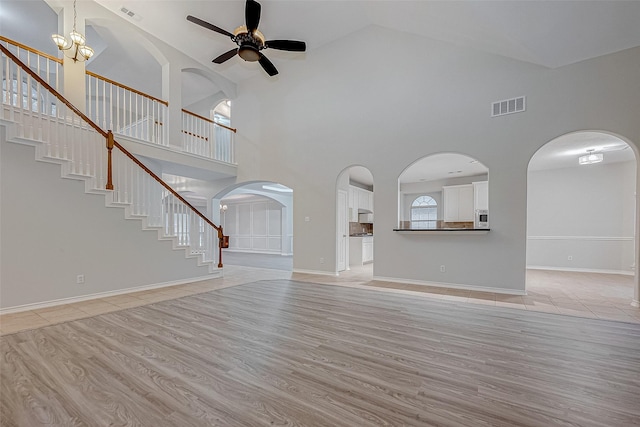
[[1, 42, 226, 264], [86, 71, 169, 106], [182, 108, 237, 133], [0, 35, 63, 64]]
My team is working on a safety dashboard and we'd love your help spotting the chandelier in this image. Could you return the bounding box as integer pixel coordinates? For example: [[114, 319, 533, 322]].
[[51, 0, 94, 62]]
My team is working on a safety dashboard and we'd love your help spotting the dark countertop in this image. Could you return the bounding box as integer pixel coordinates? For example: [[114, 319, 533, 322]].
[[350, 233, 374, 237], [393, 228, 490, 233]]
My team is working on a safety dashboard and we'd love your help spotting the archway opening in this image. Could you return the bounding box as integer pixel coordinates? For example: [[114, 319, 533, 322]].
[[215, 181, 293, 271], [336, 166, 374, 277], [526, 131, 637, 316], [398, 153, 489, 230]]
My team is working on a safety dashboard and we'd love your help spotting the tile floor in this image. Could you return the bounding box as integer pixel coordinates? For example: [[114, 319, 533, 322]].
[[1, 265, 639, 336]]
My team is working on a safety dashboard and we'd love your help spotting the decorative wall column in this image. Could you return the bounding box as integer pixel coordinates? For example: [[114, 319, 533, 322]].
[[58, 1, 87, 112], [162, 63, 183, 149], [633, 187, 640, 307]]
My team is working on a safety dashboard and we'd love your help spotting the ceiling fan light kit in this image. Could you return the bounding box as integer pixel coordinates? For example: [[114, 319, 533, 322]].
[[187, 0, 306, 76]]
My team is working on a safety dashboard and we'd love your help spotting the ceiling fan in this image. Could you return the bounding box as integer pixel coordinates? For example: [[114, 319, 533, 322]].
[[187, 0, 306, 76]]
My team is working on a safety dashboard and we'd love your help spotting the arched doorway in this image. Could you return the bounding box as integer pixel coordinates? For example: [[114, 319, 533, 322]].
[[336, 166, 374, 277], [527, 131, 639, 316], [214, 181, 293, 271]]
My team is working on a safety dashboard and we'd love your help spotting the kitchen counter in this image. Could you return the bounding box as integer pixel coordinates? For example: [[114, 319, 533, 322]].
[[393, 228, 489, 235]]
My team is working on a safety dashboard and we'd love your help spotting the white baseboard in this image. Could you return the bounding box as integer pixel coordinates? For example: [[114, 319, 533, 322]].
[[225, 249, 291, 256], [0, 273, 222, 315], [527, 265, 634, 276], [372, 276, 527, 295], [293, 269, 339, 277]]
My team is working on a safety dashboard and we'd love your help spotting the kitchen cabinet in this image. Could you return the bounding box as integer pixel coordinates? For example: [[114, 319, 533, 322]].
[[362, 237, 374, 263], [348, 187, 358, 221], [443, 184, 474, 222], [348, 185, 374, 222], [473, 181, 489, 211], [349, 236, 374, 266], [358, 189, 373, 212]]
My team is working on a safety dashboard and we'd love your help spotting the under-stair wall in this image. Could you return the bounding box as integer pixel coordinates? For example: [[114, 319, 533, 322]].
[[0, 124, 219, 312]]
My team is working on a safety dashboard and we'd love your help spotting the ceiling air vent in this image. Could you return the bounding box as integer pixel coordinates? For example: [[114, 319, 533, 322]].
[[491, 96, 525, 117], [120, 6, 142, 21]]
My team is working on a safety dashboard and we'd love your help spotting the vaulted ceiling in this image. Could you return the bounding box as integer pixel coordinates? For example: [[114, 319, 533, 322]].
[[92, 0, 640, 83], [3, 0, 638, 180]]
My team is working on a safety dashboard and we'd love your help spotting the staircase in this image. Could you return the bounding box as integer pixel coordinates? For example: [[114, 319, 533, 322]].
[[1, 42, 225, 279]]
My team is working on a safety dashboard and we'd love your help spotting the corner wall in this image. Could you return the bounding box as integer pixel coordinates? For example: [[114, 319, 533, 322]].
[[232, 26, 640, 293]]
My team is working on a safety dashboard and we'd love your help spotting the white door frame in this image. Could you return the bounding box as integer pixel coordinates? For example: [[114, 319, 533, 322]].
[[337, 189, 348, 272]]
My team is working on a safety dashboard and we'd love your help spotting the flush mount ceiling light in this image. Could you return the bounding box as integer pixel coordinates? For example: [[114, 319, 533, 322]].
[[578, 149, 604, 165], [51, 0, 94, 62]]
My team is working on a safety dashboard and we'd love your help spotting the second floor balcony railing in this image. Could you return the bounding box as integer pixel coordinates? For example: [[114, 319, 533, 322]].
[[182, 109, 236, 164], [86, 71, 169, 147], [1, 35, 237, 166]]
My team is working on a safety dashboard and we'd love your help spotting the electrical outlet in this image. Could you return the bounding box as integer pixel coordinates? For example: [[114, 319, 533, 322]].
[[568, 256, 573, 261], [320, 257, 325, 264], [305, 216, 310, 222], [440, 265, 446, 273], [76, 274, 85, 284]]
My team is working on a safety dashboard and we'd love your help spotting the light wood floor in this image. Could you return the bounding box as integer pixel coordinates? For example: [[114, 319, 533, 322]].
[[1, 267, 639, 336], [2, 278, 640, 426]]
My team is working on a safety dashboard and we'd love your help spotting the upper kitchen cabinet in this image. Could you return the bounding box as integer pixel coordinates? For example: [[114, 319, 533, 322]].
[[443, 184, 474, 222], [398, 153, 489, 229], [473, 181, 489, 211], [349, 185, 374, 221]]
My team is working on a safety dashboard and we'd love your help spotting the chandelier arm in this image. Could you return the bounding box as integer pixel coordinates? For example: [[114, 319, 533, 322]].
[[50, 0, 93, 62]]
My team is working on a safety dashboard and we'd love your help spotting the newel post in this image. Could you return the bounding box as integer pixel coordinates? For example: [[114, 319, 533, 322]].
[[106, 130, 114, 190], [218, 227, 229, 268]]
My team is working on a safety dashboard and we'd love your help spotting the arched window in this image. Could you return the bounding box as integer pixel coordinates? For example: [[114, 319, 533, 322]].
[[212, 99, 232, 162], [411, 195, 437, 229]]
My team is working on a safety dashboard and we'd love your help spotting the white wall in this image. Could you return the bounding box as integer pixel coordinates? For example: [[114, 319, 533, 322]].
[[0, 138, 214, 310], [233, 25, 640, 293], [527, 160, 636, 274]]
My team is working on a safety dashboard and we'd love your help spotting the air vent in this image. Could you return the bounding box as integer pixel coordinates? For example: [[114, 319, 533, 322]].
[[491, 96, 526, 117], [120, 6, 142, 21]]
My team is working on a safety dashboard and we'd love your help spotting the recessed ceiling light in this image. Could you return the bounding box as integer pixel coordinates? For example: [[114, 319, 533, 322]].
[[578, 149, 604, 165]]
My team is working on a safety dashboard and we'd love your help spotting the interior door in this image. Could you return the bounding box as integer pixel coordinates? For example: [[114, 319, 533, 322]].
[[337, 190, 348, 271]]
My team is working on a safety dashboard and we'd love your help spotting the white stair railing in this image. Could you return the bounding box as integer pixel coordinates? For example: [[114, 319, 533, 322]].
[[182, 108, 236, 163], [1, 42, 225, 269], [86, 71, 169, 147], [110, 149, 216, 262], [1, 39, 105, 182]]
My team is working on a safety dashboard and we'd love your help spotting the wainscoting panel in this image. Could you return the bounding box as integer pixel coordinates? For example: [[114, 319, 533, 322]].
[[527, 236, 634, 274], [227, 200, 285, 254]]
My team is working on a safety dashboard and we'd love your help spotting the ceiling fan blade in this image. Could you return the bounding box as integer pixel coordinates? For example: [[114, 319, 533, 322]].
[[258, 53, 278, 76], [265, 40, 306, 52], [187, 15, 234, 38], [245, 0, 261, 33], [213, 48, 238, 64]]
